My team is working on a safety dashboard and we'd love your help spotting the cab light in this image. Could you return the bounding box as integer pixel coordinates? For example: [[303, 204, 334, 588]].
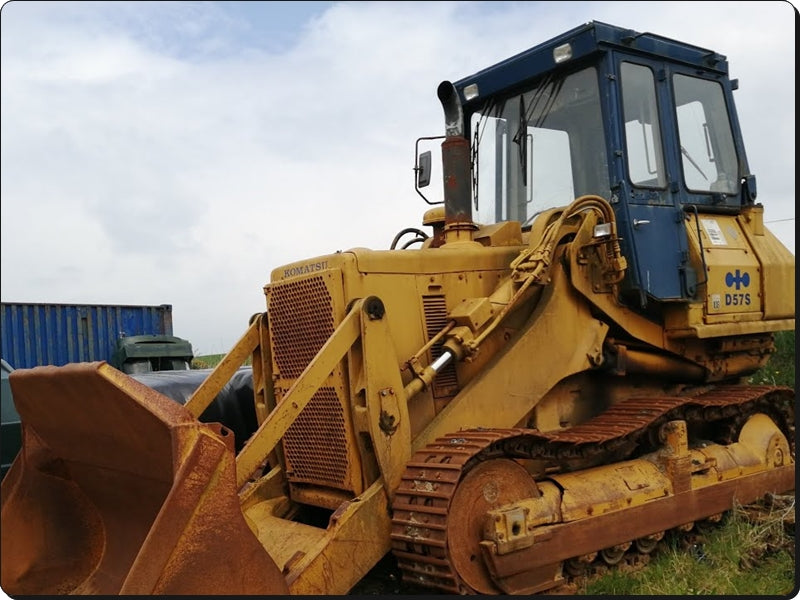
[[463, 83, 479, 101], [553, 43, 573, 63]]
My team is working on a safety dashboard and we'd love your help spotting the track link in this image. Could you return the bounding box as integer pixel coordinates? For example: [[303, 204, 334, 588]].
[[389, 385, 794, 594]]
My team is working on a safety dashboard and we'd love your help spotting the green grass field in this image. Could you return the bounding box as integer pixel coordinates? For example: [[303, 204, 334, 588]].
[[749, 329, 796, 388], [580, 496, 795, 595], [192, 353, 248, 369]]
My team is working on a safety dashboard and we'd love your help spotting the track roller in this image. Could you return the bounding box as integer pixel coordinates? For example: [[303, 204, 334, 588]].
[[634, 531, 664, 554], [599, 542, 631, 566]]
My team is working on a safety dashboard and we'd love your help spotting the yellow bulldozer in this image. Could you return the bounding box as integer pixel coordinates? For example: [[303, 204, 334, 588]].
[[1, 21, 794, 595]]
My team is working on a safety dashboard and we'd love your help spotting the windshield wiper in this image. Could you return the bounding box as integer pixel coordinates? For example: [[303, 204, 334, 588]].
[[681, 145, 708, 180], [512, 96, 528, 186]]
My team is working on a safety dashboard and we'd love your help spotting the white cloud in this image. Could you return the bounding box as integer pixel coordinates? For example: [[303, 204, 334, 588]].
[[1, 1, 794, 355]]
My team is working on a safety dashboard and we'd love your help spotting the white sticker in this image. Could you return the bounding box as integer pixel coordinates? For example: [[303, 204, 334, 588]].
[[711, 294, 721, 310], [700, 218, 727, 246]]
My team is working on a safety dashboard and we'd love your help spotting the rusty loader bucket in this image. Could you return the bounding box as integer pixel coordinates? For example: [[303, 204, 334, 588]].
[[0, 362, 288, 595]]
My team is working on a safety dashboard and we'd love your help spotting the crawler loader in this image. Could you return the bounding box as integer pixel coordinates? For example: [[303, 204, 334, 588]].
[[1, 21, 795, 595]]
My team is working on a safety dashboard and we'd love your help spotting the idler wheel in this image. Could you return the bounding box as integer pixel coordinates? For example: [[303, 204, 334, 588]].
[[447, 459, 539, 594]]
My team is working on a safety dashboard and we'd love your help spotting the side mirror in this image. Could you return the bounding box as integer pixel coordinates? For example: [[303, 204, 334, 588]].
[[414, 136, 445, 205], [417, 150, 432, 188]]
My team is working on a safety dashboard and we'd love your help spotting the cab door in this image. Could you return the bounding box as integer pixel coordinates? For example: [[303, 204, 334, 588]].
[[614, 59, 694, 303]]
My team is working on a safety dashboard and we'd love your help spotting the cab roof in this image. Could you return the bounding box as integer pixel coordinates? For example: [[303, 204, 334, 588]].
[[453, 21, 729, 107]]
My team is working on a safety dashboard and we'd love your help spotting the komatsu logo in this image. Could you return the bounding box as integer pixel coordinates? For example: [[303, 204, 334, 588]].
[[724, 269, 751, 307], [724, 269, 750, 290], [283, 260, 329, 279]]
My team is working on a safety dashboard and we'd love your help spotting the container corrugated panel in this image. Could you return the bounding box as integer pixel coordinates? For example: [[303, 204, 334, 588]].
[[0, 303, 173, 369]]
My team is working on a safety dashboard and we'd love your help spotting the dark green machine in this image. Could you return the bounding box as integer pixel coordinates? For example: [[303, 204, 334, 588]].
[[110, 334, 194, 374]]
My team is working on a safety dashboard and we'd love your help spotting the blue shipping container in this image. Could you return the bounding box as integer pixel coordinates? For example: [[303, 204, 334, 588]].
[[1, 303, 174, 369]]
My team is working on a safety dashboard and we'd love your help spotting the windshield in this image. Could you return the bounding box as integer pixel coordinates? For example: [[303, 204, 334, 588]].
[[469, 66, 609, 226]]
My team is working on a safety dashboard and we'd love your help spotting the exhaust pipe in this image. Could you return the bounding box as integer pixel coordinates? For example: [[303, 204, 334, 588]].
[[437, 81, 476, 243]]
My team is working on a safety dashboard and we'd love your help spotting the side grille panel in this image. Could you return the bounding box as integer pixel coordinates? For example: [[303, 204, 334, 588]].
[[422, 295, 459, 398], [282, 387, 351, 489], [266, 272, 360, 495], [268, 276, 335, 379]]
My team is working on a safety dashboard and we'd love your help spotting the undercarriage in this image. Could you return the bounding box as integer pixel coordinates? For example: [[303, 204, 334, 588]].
[[390, 385, 795, 594]]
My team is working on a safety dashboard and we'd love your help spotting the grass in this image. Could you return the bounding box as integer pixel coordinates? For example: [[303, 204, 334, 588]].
[[191, 353, 225, 369], [749, 330, 796, 388], [580, 497, 796, 595], [192, 353, 251, 369]]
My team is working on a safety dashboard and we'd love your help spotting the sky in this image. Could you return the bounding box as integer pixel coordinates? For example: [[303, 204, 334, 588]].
[[0, 0, 795, 357]]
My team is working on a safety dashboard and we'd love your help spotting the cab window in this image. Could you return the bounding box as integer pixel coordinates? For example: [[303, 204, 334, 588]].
[[673, 74, 739, 195], [621, 62, 666, 188]]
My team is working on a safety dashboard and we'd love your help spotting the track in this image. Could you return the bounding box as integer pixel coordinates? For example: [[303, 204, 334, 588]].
[[389, 385, 795, 594]]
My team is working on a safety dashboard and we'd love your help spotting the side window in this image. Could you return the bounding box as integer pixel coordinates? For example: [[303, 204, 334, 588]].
[[621, 62, 666, 188], [673, 74, 739, 195], [472, 114, 508, 224]]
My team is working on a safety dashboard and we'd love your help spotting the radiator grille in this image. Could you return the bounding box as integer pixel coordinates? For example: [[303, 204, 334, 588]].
[[267, 274, 354, 491], [267, 275, 335, 379], [423, 295, 459, 398], [283, 387, 350, 488]]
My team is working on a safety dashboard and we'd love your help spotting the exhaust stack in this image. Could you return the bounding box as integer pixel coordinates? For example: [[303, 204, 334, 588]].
[[437, 81, 476, 243]]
